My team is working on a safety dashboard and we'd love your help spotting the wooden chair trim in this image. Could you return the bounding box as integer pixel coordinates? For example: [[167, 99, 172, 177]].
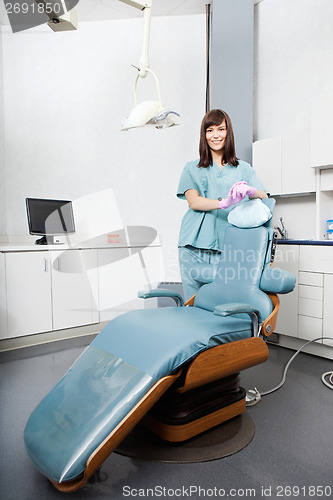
[[262, 293, 280, 337], [185, 294, 196, 306], [50, 371, 182, 492], [177, 336, 269, 394], [148, 398, 245, 442]]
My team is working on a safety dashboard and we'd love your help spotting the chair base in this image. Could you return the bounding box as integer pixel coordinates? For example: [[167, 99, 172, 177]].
[[147, 395, 245, 442], [115, 374, 253, 461], [147, 373, 246, 442], [115, 412, 255, 463]]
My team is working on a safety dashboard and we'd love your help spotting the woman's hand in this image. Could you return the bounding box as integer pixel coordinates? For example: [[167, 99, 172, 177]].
[[229, 181, 257, 199], [219, 182, 255, 208], [184, 183, 267, 212]]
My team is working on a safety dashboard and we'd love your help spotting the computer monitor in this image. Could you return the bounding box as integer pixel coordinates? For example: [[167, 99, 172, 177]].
[[26, 198, 75, 245]]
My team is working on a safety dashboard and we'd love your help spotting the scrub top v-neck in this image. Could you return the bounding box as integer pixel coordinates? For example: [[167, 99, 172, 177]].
[[177, 159, 266, 251]]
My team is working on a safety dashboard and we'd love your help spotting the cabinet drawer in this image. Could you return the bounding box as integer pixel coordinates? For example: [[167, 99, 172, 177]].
[[298, 271, 323, 287], [299, 246, 333, 272], [298, 284, 323, 300], [298, 298, 323, 318], [298, 315, 322, 341], [300, 246, 333, 260]]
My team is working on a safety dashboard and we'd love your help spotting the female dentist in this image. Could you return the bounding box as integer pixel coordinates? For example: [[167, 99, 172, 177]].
[[177, 109, 268, 301]]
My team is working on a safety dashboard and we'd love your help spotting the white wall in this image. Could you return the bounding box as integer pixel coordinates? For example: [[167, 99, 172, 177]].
[[254, 0, 333, 239], [1, 14, 206, 279], [0, 27, 6, 236], [254, 0, 333, 139]]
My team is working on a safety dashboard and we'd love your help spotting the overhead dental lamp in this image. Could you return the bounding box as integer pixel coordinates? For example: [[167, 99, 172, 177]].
[[119, 0, 180, 130], [36, 0, 179, 129]]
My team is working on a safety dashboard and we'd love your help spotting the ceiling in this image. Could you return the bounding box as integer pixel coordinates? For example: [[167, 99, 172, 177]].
[[0, 0, 264, 27]]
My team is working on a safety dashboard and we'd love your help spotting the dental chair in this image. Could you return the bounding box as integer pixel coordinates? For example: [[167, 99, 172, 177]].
[[24, 200, 295, 492]]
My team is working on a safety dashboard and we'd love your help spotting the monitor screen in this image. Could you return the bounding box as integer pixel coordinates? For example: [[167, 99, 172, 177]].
[[26, 198, 76, 237]]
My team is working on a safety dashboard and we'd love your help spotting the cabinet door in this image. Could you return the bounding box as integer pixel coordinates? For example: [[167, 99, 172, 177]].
[[252, 137, 282, 195], [281, 131, 315, 194], [0, 253, 7, 340], [274, 245, 299, 337], [5, 252, 52, 338], [51, 249, 99, 330], [310, 98, 333, 169], [320, 168, 333, 191], [323, 274, 333, 346]]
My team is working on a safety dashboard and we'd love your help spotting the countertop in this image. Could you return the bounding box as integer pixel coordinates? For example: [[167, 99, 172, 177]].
[[277, 239, 333, 246]]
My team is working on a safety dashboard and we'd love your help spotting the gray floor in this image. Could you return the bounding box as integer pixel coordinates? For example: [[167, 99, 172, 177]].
[[0, 337, 332, 500]]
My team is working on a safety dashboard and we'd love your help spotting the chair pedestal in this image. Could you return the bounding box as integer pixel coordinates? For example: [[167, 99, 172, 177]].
[[147, 373, 246, 442], [145, 336, 269, 443]]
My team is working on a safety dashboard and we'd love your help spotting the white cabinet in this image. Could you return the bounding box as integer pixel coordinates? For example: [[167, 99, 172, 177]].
[[296, 245, 333, 344], [3, 249, 99, 338], [281, 130, 315, 195], [323, 274, 333, 347], [274, 245, 299, 338], [252, 137, 282, 195], [320, 169, 333, 191], [0, 253, 7, 339], [310, 98, 333, 169], [5, 252, 52, 338], [274, 244, 333, 351], [299, 245, 333, 274], [51, 249, 99, 330], [0, 243, 163, 340], [298, 271, 323, 341], [253, 132, 315, 196]]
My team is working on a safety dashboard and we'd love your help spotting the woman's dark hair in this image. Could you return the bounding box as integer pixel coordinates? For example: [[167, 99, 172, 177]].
[[198, 109, 238, 168]]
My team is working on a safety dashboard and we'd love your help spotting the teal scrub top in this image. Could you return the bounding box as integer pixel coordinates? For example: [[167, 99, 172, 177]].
[[177, 159, 266, 251]]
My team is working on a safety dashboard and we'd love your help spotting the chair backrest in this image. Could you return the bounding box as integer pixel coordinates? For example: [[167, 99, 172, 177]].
[[193, 225, 274, 322]]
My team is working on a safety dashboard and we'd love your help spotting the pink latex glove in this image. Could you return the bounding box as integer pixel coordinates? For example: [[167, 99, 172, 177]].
[[244, 183, 257, 197], [218, 181, 257, 209]]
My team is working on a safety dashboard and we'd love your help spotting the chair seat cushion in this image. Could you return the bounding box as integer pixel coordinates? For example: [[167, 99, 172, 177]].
[[24, 307, 252, 483], [92, 307, 253, 380]]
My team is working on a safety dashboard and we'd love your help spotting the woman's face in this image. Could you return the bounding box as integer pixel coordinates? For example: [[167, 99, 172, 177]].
[[205, 121, 227, 154]]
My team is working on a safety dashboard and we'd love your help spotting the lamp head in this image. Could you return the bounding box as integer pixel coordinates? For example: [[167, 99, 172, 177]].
[[121, 101, 180, 130]]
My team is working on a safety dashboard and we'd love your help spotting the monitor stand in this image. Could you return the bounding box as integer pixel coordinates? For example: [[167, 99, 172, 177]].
[[34, 235, 63, 245]]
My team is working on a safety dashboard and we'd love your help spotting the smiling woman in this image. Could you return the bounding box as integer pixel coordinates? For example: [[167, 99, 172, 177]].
[[177, 109, 268, 301], [206, 123, 227, 154]]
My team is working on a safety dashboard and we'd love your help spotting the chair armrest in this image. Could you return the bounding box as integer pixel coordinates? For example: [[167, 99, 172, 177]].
[[260, 266, 296, 294], [214, 303, 261, 336], [138, 288, 184, 307]]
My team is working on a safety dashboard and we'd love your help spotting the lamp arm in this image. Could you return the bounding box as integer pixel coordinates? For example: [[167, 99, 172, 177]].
[[118, 0, 152, 11], [133, 68, 162, 106], [118, 0, 152, 78], [137, 5, 152, 77]]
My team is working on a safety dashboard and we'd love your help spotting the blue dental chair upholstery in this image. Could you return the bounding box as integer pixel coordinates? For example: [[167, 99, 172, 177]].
[[24, 221, 295, 492]]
